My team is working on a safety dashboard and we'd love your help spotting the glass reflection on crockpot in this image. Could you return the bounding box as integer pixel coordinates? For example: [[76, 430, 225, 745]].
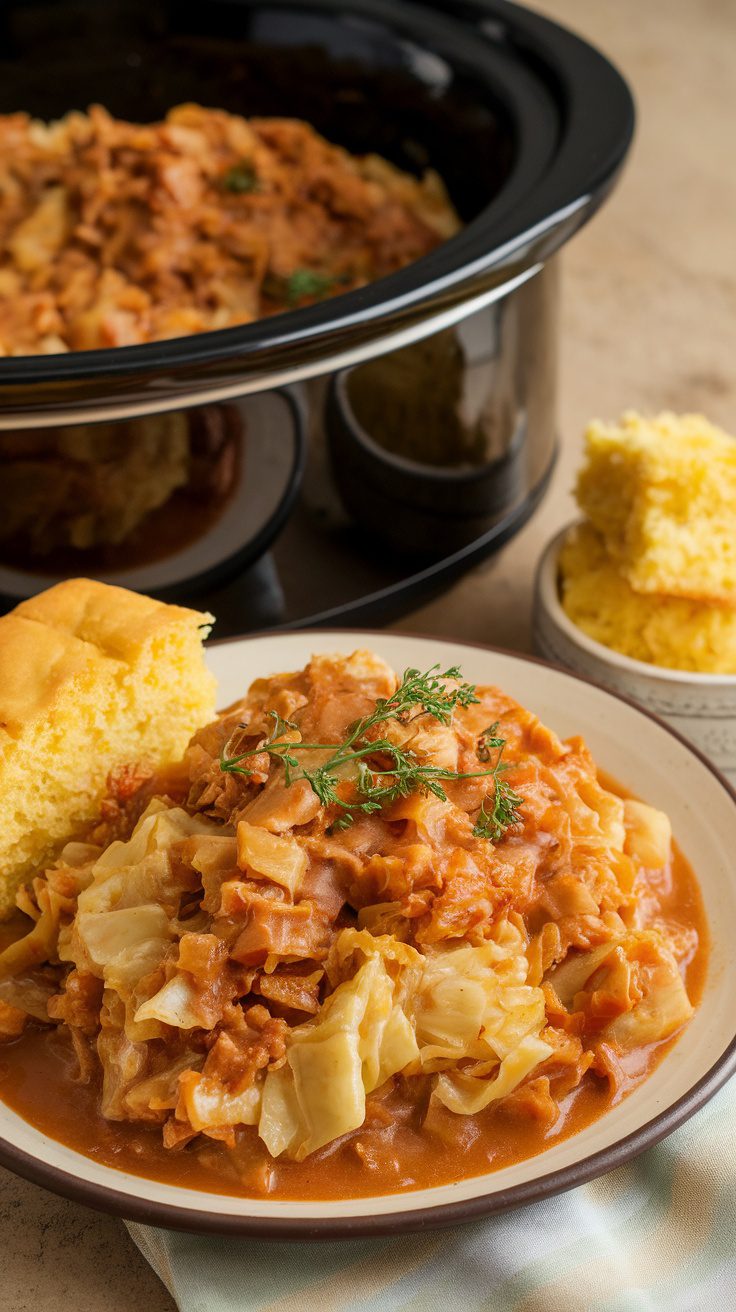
[[0, 408, 241, 573], [327, 261, 557, 558]]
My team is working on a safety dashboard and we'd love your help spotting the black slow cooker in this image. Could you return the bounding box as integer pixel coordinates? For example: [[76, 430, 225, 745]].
[[0, 0, 634, 632]]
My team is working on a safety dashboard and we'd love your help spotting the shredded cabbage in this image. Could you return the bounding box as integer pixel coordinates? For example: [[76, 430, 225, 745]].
[[623, 799, 672, 869], [259, 918, 551, 1159], [547, 928, 693, 1045], [134, 973, 203, 1029], [66, 803, 223, 1042], [259, 951, 420, 1160], [413, 922, 549, 1069], [179, 1071, 262, 1133], [434, 1035, 554, 1114]]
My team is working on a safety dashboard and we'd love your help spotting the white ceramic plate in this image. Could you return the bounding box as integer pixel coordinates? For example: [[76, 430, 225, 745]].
[[1, 630, 735, 1237]]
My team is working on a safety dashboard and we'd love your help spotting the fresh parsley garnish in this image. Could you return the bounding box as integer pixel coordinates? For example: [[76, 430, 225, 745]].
[[222, 161, 259, 193], [472, 722, 524, 840], [261, 268, 349, 307], [220, 665, 524, 842], [285, 268, 340, 305]]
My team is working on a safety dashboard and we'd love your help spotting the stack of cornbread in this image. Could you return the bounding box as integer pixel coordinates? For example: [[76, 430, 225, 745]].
[[559, 412, 736, 673]]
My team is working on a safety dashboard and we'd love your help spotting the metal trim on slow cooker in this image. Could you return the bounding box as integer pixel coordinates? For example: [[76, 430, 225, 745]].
[[0, 264, 546, 428]]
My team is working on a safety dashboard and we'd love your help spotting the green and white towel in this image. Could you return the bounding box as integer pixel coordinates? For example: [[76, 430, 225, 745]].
[[126, 1076, 735, 1312]]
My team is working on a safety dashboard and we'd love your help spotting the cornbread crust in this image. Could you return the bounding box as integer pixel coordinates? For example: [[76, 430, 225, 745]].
[[576, 411, 736, 605], [0, 614, 118, 739], [0, 579, 216, 916], [14, 576, 206, 664]]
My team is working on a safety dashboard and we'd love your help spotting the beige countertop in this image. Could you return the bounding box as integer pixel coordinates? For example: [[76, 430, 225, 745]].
[[1, 2, 733, 1308]]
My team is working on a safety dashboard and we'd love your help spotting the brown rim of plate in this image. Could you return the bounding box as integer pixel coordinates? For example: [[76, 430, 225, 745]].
[[1, 629, 735, 1240]]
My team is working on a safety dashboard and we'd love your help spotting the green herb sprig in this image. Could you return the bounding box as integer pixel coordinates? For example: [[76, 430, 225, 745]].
[[285, 268, 342, 305], [471, 722, 524, 840], [222, 161, 260, 193], [220, 665, 524, 841]]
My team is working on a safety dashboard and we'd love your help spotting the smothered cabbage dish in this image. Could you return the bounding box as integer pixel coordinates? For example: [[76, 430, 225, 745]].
[[0, 105, 458, 355], [0, 652, 705, 1197]]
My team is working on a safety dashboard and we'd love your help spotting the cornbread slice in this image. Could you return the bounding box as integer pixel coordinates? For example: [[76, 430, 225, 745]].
[[576, 411, 736, 604], [0, 578, 216, 916], [559, 523, 736, 673]]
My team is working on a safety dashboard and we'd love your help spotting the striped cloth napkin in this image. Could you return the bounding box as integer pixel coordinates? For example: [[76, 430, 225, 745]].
[[126, 1075, 735, 1312]]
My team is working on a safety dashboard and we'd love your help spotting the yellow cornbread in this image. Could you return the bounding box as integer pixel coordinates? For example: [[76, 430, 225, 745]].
[[0, 578, 217, 917], [576, 411, 736, 605], [560, 523, 736, 674]]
